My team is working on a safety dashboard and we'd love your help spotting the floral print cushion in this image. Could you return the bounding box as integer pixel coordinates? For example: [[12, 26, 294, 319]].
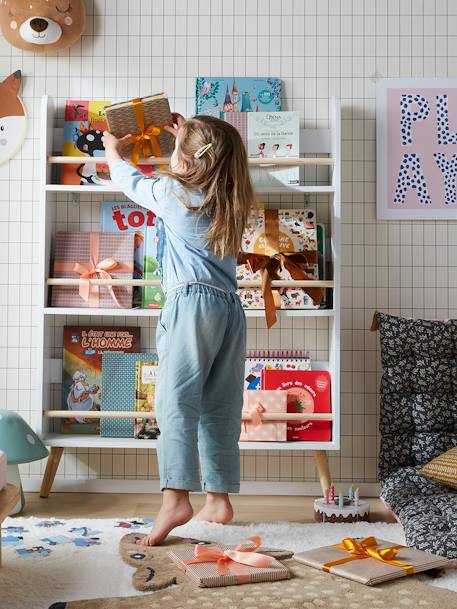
[[377, 312, 457, 558]]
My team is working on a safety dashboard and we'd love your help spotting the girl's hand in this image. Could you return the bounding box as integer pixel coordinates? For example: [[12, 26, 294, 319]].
[[102, 131, 131, 165], [164, 113, 186, 138]]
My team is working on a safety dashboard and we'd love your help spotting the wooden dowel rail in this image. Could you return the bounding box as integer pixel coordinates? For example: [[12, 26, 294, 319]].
[[48, 155, 334, 167], [43, 409, 333, 421], [46, 278, 335, 288]]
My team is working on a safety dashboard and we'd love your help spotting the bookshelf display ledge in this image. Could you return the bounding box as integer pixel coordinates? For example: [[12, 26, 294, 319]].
[[37, 95, 341, 499]]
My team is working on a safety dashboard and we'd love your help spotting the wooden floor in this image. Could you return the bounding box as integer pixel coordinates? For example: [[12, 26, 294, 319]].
[[23, 493, 396, 523]]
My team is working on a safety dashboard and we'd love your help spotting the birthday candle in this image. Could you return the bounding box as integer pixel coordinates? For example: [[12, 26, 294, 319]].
[[348, 484, 354, 502], [323, 488, 330, 504], [329, 482, 335, 501], [338, 492, 344, 509], [354, 487, 360, 506]]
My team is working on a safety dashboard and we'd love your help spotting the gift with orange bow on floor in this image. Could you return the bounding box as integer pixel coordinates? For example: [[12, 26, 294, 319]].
[[293, 536, 449, 586]]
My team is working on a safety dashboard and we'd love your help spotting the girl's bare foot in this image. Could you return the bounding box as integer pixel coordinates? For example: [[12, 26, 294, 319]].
[[137, 489, 193, 546], [195, 492, 234, 524]]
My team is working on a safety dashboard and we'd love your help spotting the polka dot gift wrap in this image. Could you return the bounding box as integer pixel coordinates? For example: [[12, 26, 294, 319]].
[[240, 390, 287, 442]]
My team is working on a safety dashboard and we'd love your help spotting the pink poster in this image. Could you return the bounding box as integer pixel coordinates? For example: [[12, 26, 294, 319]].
[[377, 79, 457, 219]]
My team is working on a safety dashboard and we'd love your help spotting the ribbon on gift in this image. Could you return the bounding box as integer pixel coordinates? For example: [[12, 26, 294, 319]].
[[54, 233, 133, 308], [242, 401, 266, 432], [121, 98, 164, 166], [182, 535, 276, 584], [238, 209, 323, 328], [322, 537, 414, 575]]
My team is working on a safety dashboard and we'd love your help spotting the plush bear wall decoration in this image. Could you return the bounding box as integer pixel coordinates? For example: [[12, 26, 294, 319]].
[[0, 0, 86, 53], [0, 70, 27, 166]]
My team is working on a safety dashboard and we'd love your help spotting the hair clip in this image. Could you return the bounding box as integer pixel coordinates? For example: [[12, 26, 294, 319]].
[[194, 143, 213, 159]]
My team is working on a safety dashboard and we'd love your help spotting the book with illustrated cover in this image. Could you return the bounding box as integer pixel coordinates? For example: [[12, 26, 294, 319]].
[[100, 352, 159, 438], [60, 100, 111, 186], [100, 201, 165, 308], [196, 77, 281, 116], [61, 327, 141, 434], [134, 360, 160, 439], [261, 369, 331, 442], [244, 350, 311, 390]]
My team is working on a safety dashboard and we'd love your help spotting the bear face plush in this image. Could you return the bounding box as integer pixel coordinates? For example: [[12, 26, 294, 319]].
[[0, 0, 85, 53], [0, 71, 27, 166]]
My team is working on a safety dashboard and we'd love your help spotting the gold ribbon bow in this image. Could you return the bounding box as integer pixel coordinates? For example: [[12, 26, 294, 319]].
[[322, 537, 414, 575], [122, 98, 163, 166], [238, 209, 323, 328]]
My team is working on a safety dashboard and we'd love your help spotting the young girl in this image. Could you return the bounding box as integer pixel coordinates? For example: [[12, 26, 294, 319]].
[[102, 114, 255, 546]]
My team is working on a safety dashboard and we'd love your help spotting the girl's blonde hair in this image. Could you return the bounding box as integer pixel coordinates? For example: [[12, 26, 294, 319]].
[[163, 115, 256, 258]]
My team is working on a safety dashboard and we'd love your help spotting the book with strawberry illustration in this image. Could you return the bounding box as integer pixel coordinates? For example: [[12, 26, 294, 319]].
[[261, 369, 331, 441]]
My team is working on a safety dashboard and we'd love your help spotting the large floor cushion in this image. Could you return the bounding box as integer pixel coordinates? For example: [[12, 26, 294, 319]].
[[376, 312, 457, 558]]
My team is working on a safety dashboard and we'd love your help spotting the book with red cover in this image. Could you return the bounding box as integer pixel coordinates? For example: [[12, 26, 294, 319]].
[[261, 370, 331, 441]]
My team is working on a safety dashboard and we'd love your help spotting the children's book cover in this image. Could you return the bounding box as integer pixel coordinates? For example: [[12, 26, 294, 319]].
[[100, 352, 159, 438], [244, 350, 311, 390], [61, 326, 141, 434], [248, 111, 300, 186], [100, 201, 165, 307], [261, 370, 331, 441], [60, 100, 112, 186], [134, 360, 160, 439], [143, 219, 166, 308], [196, 77, 281, 116]]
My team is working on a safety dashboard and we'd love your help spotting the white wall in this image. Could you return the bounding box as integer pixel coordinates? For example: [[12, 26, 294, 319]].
[[1, 0, 456, 492]]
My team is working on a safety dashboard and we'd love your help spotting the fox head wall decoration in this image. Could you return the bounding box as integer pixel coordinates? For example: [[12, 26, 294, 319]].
[[0, 71, 27, 165]]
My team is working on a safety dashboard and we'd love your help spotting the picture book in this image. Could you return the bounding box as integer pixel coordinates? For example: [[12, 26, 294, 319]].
[[60, 100, 111, 186], [100, 352, 159, 438], [61, 326, 141, 434], [100, 201, 165, 308], [244, 350, 311, 390], [196, 77, 281, 116], [261, 370, 331, 442], [134, 360, 160, 439], [143, 220, 166, 308], [248, 111, 300, 186]]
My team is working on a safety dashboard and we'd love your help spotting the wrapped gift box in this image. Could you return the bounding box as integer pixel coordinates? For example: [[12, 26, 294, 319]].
[[240, 390, 287, 442], [51, 232, 135, 309], [237, 207, 322, 324], [168, 538, 290, 588], [105, 94, 175, 164], [293, 537, 449, 586], [237, 261, 319, 310]]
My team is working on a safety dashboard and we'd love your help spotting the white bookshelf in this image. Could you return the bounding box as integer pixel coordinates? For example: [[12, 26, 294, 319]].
[[37, 95, 341, 496]]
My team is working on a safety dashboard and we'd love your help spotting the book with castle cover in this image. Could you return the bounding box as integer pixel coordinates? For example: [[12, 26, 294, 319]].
[[60, 100, 112, 186], [61, 327, 141, 434], [195, 77, 281, 116]]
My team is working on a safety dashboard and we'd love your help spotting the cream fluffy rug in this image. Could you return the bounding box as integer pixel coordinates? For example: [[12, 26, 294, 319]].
[[1, 517, 457, 609]]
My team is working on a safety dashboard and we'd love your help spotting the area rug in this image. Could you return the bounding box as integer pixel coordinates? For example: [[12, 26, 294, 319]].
[[2, 517, 457, 609]]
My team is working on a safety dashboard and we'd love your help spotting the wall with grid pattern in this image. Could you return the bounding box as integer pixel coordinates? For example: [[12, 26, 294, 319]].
[[1, 0, 456, 490]]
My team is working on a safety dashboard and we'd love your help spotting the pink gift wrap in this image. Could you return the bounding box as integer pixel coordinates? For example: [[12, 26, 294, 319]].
[[51, 232, 135, 309], [168, 541, 290, 588], [240, 390, 287, 441]]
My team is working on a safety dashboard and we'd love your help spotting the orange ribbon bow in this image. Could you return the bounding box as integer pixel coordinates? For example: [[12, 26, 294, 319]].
[[242, 401, 266, 432], [238, 209, 323, 328], [322, 537, 414, 575], [182, 536, 275, 584], [122, 98, 163, 166]]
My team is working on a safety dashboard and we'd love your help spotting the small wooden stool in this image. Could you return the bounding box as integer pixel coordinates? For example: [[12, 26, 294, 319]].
[[0, 483, 20, 566]]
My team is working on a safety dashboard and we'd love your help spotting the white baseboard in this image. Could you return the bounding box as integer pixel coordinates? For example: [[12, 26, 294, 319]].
[[22, 478, 380, 497]]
